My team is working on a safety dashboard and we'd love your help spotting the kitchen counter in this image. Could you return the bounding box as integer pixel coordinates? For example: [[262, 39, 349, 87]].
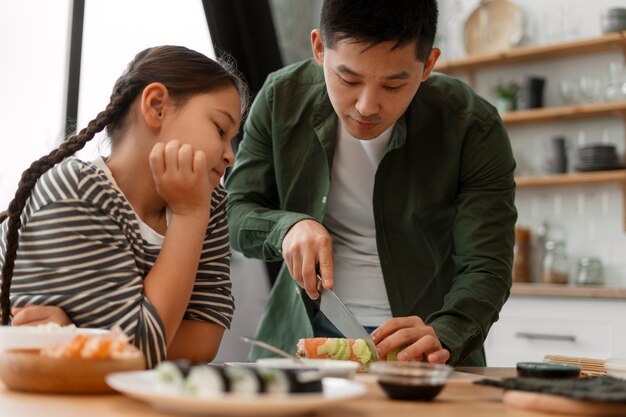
[[511, 282, 626, 299], [0, 367, 603, 417]]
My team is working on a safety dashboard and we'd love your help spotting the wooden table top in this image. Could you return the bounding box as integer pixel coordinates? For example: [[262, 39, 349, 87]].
[[0, 367, 599, 417]]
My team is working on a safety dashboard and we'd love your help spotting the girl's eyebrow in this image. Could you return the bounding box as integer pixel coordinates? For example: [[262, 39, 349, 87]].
[[216, 109, 236, 126]]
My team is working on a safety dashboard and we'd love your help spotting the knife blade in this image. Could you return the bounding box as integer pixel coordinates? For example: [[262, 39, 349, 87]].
[[317, 276, 379, 361]]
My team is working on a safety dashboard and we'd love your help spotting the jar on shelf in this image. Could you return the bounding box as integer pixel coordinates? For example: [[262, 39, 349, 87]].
[[512, 226, 531, 283], [575, 257, 604, 285], [543, 240, 569, 284]]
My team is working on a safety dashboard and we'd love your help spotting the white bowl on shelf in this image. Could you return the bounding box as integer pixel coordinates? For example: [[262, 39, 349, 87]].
[[605, 358, 626, 379]]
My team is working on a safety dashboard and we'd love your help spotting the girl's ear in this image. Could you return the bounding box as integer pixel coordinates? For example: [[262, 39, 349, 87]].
[[141, 82, 169, 129]]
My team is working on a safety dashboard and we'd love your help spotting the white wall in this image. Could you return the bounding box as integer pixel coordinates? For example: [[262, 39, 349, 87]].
[[440, 0, 626, 286], [0, 0, 72, 207]]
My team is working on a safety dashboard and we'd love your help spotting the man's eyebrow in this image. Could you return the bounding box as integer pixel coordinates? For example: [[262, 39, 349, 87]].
[[336, 64, 411, 81]]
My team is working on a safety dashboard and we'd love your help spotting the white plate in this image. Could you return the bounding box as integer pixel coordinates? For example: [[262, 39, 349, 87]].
[[0, 325, 109, 350], [106, 370, 367, 416], [256, 358, 360, 378]]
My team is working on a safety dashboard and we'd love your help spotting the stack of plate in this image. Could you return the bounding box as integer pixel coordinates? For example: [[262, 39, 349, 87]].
[[575, 144, 625, 172]]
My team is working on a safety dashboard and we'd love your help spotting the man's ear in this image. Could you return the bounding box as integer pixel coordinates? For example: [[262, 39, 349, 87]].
[[311, 29, 325, 67], [141, 82, 169, 129], [421, 47, 441, 82]]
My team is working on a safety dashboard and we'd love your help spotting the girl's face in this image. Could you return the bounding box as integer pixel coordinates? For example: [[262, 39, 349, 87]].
[[159, 85, 241, 188]]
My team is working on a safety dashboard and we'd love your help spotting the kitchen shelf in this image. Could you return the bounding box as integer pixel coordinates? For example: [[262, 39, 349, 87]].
[[511, 282, 626, 299], [501, 101, 626, 127], [516, 170, 626, 187], [435, 31, 626, 75]]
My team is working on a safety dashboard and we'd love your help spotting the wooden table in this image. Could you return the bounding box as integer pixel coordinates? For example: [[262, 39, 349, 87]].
[[0, 367, 590, 416]]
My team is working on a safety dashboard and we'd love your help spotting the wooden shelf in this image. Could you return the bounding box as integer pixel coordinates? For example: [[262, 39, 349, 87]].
[[501, 101, 626, 127], [435, 31, 626, 74], [516, 170, 626, 187], [511, 283, 626, 299]]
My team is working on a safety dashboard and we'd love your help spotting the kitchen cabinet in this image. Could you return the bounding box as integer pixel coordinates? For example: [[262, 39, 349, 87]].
[[484, 292, 626, 367], [435, 31, 626, 229]]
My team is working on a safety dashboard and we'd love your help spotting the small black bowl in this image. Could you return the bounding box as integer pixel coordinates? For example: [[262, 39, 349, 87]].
[[370, 362, 453, 401], [516, 362, 581, 379]]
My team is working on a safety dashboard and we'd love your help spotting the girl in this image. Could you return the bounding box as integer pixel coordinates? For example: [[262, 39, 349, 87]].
[[0, 45, 248, 368]]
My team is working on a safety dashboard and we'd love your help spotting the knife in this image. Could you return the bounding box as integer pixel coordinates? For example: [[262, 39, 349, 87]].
[[316, 275, 379, 361]]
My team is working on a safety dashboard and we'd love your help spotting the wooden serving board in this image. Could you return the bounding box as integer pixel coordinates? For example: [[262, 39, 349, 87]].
[[503, 390, 626, 416]]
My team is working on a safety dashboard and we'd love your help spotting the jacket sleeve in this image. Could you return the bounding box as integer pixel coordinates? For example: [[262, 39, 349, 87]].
[[225, 77, 314, 261], [426, 115, 517, 365]]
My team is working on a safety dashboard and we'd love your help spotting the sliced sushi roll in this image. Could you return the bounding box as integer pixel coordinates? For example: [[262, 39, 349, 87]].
[[154, 362, 323, 396]]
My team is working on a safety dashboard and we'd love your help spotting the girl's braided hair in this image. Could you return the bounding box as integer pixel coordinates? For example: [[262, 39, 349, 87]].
[[0, 45, 248, 324]]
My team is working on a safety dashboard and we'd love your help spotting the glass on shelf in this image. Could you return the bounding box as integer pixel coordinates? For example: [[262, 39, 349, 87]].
[[559, 79, 580, 105], [543, 240, 569, 284]]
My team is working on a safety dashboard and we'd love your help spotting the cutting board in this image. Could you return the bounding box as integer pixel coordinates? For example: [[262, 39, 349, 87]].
[[503, 390, 626, 416]]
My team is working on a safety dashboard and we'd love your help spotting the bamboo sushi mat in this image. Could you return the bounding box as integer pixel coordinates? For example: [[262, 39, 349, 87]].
[[543, 355, 607, 376]]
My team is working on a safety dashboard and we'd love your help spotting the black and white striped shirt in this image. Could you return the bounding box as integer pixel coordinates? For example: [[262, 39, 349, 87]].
[[0, 157, 234, 367]]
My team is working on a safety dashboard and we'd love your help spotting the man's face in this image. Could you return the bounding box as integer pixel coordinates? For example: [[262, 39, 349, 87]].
[[311, 30, 440, 140]]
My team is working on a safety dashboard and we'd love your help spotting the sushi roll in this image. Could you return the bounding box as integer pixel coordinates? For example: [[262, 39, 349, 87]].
[[296, 337, 405, 365], [296, 338, 374, 364]]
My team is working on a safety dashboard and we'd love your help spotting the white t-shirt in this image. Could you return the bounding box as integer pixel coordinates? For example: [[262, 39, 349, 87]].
[[92, 157, 168, 245], [323, 123, 394, 327]]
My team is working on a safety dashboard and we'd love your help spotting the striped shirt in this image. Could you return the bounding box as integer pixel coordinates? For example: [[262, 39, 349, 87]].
[[0, 157, 234, 368]]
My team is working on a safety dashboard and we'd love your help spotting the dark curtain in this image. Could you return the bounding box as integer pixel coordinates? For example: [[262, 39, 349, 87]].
[[202, 0, 284, 287]]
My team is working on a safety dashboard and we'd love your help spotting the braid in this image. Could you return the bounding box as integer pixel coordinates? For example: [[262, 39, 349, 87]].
[[0, 92, 129, 324]]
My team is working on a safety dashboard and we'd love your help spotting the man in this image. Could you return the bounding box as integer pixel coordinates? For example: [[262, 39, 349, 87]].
[[226, 0, 516, 366]]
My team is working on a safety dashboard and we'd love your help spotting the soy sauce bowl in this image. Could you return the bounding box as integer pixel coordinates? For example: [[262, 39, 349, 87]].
[[370, 362, 453, 401]]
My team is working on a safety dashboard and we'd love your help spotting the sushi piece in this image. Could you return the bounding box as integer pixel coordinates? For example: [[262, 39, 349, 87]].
[[155, 359, 192, 394], [296, 338, 404, 364], [185, 365, 229, 396]]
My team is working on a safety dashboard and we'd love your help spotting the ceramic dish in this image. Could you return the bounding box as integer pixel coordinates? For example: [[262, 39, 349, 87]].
[[0, 325, 109, 350], [464, 0, 524, 55], [0, 348, 145, 393], [254, 358, 360, 379], [106, 371, 366, 416]]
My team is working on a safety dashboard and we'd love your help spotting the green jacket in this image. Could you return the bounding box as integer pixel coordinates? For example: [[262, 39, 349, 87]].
[[225, 59, 517, 366]]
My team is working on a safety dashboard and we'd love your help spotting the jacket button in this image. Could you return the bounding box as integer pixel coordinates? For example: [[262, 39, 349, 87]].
[[321, 196, 327, 204]]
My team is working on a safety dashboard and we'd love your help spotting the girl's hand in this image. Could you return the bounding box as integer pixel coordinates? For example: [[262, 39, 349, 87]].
[[11, 305, 72, 326], [149, 140, 212, 220]]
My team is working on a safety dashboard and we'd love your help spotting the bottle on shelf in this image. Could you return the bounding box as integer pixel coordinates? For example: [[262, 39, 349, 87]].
[[512, 226, 531, 283]]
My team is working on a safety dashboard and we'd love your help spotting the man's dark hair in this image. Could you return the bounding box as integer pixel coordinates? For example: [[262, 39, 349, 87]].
[[320, 0, 438, 62]]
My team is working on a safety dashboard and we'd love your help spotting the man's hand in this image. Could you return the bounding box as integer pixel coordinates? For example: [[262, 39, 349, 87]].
[[372, 316, 450, 364], [11, 305, 72, 326], [281, 219, 334, 300]]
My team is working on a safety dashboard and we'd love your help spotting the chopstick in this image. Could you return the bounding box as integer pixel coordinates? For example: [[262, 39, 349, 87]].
[[543, 355, 607, 376]]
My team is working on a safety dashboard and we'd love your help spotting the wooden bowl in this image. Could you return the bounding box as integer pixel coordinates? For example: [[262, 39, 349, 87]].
[[0, 349, 145, 394]]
